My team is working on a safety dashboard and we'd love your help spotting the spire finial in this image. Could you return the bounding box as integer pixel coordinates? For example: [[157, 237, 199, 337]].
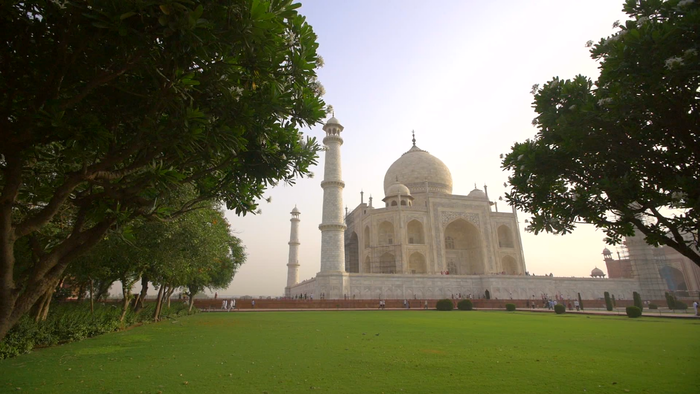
[[412, 130, 416, 147]]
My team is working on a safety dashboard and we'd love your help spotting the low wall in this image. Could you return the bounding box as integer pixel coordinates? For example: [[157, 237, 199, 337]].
[[193, 298, 670, 310]]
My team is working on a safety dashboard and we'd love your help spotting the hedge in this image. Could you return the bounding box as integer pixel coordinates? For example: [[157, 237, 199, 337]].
[[0, 302, 197, 360], [626, 306, 642, 318], [457, 299, 473, 311], [436, 299, 454, 311], [505, 303, 516, 311], [554, 304, 566, 314]]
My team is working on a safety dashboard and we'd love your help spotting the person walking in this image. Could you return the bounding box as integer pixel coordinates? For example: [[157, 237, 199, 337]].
[[693, 300, 698, 316], [222, 299, 228, 310]]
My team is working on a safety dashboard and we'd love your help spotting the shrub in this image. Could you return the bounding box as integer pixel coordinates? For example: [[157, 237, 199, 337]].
[[554, 304, 566, 314], [0, 301, 199, 360], [648, 303, 658, 309], [626, 306, 642, 318], [674, 301, 688, 310], [611, 294, 617, 307], [0, 316, 37, 359], [436, 299, 454, 311], [633, 291, 643, 311], [664, 292, 676, 309], [604, 292, 613, 311], [505, 303, 516, 311], [457, 299, 473, 311]]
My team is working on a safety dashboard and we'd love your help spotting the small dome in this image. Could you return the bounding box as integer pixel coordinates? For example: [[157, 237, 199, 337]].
[[386, 182, 411, 197], [326, 116, 340, 125], [468, 188, 487, 199], [291, 206, 300, 214], [591, 267, 605, 277]]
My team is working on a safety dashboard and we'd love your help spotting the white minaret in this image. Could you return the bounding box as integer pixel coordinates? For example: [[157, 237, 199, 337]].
[[285, 206, 301, 297], [319, 116, 346, 272]]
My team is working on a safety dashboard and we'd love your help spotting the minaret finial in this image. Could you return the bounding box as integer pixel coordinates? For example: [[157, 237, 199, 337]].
[[412, 130, 416, 147]]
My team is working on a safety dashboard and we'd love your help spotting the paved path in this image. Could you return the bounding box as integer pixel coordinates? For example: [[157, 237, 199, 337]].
[[203, 307, 699, 319]]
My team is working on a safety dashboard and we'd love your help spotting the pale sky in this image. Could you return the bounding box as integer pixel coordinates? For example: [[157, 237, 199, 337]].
[[222, 1, 631, 297]]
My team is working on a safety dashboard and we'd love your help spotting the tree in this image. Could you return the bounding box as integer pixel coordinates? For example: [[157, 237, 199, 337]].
[[0, 0, 325, 340], [604, 292, 613, 311], [502, 0, 699, 268]]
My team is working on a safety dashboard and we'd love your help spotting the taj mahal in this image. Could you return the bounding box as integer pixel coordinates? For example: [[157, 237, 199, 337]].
[[284, 116, 697, 301]]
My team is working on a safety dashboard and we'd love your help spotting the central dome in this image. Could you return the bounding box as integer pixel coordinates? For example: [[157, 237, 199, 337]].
[[384, 145, 453, 196]]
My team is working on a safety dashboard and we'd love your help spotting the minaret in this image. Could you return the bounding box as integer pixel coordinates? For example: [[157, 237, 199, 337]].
[[319, 116, 346, 272], [285, 206, 301, 297]]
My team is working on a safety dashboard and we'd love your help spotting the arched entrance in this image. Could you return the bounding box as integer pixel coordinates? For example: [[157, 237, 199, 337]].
[[444, 219, 484, 274], [407, 220, 424, 244], [409, 252, 427, 274], [345, 232, 359, 273], [502, 255, 517, 274], [659, 266, 687, 291]]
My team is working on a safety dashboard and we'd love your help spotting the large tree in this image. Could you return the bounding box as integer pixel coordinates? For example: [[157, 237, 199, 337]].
[[0, 0, 324, 340], [502, 0, 699, 267]]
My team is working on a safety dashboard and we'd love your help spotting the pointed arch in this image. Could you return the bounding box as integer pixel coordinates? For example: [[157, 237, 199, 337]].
[[379, 252, 396, 274], [364, 226, 370, 248], [502, 255, 518, 274], [345, 232, 359, 273], [407, 220, 424, 244], [659, 266, 688, 291], [498, 225, 514, 248], [379, 221, 394, 245], [444, 219, 484, 274], [409, 252, 426, 274]]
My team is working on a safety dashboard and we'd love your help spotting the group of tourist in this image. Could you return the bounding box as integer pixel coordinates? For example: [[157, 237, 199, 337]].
[[221, 299, 236, 311]]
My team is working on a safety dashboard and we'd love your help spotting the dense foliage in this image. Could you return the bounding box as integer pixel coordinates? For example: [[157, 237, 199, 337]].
[[505, 303, 516, 311], [633, 291, 643, 311], [502, 0, 700, 267], [665, 292, 676, 309], [604, 292, 614, 311], [0, 0, 325, 340], [554, 304, 566, 314], [626, 306, 642, 318], [649, 303, 659, 309], [457, 299, 473, 311], [436, 299, 454, 311], [0, 302, 195, 359], [674, 301, 688, 310]]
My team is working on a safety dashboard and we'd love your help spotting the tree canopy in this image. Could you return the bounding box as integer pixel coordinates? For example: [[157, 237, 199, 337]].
[[0, 0, 325, 340], [502, 0, 699, 267]]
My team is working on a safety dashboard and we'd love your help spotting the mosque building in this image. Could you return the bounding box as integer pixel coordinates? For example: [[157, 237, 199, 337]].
[[284, 116, 683, 301]]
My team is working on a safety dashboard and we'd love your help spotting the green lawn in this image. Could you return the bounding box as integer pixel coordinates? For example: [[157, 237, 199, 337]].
[[1, 311, 698, 394]]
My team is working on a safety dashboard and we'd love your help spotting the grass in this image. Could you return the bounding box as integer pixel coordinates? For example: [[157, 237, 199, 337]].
[[1, 311, 698, 394]]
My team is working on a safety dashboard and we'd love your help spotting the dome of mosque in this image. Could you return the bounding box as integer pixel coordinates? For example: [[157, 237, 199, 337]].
[[468, 188, 487, 199], [383, 144, 453, 196], [326, 116, 340, 125], [591, 267, 605, 277], [386, 182, 411, 197], [291, 206, 300, 214]]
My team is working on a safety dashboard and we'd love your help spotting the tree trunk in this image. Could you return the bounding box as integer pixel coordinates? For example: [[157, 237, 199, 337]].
[[89, 278, 94, 315], [153, 285, 164, 322], [166, 287, 175, 308], [188, 290, 197, 313], [134, 276, 148, 312], [120, 282, 131, 322]]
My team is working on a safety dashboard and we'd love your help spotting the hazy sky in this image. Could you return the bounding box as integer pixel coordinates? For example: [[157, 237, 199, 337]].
[[222, 1, 631, 297]]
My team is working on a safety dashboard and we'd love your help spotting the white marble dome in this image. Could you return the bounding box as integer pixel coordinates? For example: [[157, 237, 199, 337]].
[[386, 182, 411, 197], [384, 145, 453, 195], [591, 267, 605, 277], [468, 188, 487, 199]]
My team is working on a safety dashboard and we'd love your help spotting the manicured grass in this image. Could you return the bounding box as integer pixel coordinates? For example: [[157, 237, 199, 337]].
[[1, 311, 698, 394]]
